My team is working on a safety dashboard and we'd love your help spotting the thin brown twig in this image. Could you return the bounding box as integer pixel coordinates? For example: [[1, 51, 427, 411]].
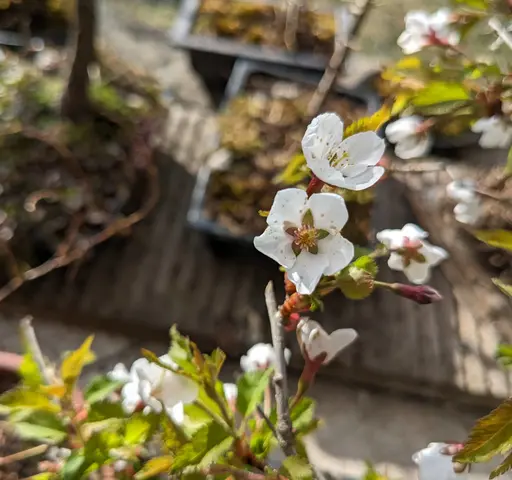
[[256, 404, 279, 441], [0, 164, 159, 304], [0, 444, 48, 466], [264, 281, 295, 457]]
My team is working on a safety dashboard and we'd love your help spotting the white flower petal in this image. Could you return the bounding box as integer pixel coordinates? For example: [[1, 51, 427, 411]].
[[471, 117, 493, 133], [160, 372, 198, 407], [254, 226, 296, 268], [130, 358, 150, 381], [287, 251, 329, 294], [341, 166, 385, 191], [267, 188, 308, 228], [394, 133, 432, 159], [421, 242, 448, 266], [307, 193, 349, 231], [340, 131, 385, 167], [168, 402, 185, 425], [376, 229, 404, 248], [302, 112, 345, 168], [241, 343, 277, 372], [446, 180, 476, 203], [404, 11, 431, 35], [454, 199, 480, 225], [223, 383, 238, 402], [387, 252, 404, 271], [397, 31, 425, 54], [324, 328, 358, 364], [320, 234, 354, 275], [401, 223, 429, 240], [404, 261, 432, 284], [385, 117, 422, 143], [306, 327, 332, 360], [413, 442, 468, 480], [108, 363, 131, 383]]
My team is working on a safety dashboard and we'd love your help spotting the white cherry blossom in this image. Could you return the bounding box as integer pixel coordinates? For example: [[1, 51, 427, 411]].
[[446, 180, 481, 225], [376, 223, 448, 284], [397, 9, 459, 54], [254, 188, 355, 294], [413, 443, 468, 480], [240, 343, 291, 372], [302, 113, 385, 191], [471, 116, 512, 149], [297, 318, 358, 364], [385, 116, 433, 159], [119, 355, 197, 424]]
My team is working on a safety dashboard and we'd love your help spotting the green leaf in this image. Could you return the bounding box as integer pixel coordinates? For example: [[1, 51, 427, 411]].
[[452, 0, 489, 11], [344, 104, 391, 138], [363, 462, 388, 480], [30, 474, 56, 480], [10, 411, 66, 443], [87, 401, 126, 422], [236, 369, 273, 417], [353, 255, 378, 277], [412, 82, 470, 107], [19, 353, 43, 388], [454, 399, 512, 464], [134, 456, 174, 480], [249, 430, 276, 459], [493, 278, 512, 298], [124, 412, 158, 445], [496, 344, 512, 366], [505, 146, 512, 176], [281, 456, 314, 480], [414, 100, 471, 117], [61, 452, 89, 480], [84, 375, 124, 404], [277, 153, 308, 186], [474, 229, 512, 252], [291, 397, 318, 436], [491, 451, 512, 479], [60, 336, 95, 389], [0, 387, 60, 413]]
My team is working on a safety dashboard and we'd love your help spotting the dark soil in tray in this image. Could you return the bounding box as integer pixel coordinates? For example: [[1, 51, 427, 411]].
[[203, 74, 375, 245], [194, 0, 335, 55]]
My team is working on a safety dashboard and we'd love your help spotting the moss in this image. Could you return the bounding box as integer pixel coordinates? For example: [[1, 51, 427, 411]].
[[195, 0, 335, 54]]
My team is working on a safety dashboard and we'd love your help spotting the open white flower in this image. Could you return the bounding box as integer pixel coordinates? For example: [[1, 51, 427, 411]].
[[376, 223, 448, 284], [298, 319, 358, 364], [240, 343, 291, 372], [385, 116, 433, 159], [302, 113, 385, 191], [254, 188, 354, 294], [413, 443, 468, 480], [119, 355, 198, 424], [471, 116, 512, 149], [397, 9, 459, 54], [446, 180, 481, 225]]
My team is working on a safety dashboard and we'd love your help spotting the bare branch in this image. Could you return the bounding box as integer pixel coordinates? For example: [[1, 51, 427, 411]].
[[265, 281, 295, 457], [306, 0, 372, 117]]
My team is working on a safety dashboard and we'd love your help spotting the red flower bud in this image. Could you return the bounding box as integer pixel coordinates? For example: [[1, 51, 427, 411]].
[[391, 283, 443, 304]]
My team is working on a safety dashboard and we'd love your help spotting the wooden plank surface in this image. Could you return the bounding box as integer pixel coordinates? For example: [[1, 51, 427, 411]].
[[2, 104, 512, 409]]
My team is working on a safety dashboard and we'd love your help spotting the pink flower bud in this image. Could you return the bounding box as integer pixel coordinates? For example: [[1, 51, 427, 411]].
[[392, 284, 443, 304]]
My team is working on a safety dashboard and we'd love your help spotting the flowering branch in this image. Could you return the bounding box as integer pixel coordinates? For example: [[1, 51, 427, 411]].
[[264, 281, 295, 457]]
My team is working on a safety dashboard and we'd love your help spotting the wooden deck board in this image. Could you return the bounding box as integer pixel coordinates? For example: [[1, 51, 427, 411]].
[[4, 105, 512, 408]]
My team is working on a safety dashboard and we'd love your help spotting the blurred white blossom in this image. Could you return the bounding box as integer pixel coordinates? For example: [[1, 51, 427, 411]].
[[472, 116, 512, 149], [385, 116, 433, 159], [413, 442, 468, 480], [377, 224, 448, 284], [446, 180, 481, 225], [240, 343, 291, 372]]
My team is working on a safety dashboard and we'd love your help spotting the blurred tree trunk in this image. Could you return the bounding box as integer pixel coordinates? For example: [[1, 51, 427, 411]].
[[61, 0, 96, 122]]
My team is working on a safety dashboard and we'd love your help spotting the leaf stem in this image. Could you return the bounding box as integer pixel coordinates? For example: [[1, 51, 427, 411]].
[[0, 444, 48, 466]]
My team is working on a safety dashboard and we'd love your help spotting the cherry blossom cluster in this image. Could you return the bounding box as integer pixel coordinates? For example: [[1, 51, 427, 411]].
[[385, 8, 512, 160]]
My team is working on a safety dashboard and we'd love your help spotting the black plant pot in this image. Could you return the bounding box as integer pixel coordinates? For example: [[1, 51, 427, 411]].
[[187, 59, 382, 256], [171, 0, 355, 107]]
